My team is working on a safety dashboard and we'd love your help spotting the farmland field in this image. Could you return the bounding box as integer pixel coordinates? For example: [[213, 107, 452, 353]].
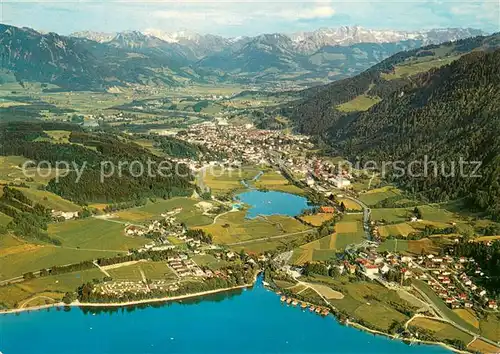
[[106, 261, 176, 281], [0, 212, 12, 227], [292, 219, 365, 265], [299, 213, 334, 226], [370, 208, 409, 223], [381, 55, 461, 80], [453, 309, 480, 328], [107, 263, 144, 281], [16, 187, 82, 212], [197, 210, 308, 244], [0, 246, 120, 281], [378, 223, 417, 238], [467, 338, 500, 354], [0, 156, 60, 185], [412, 280, 480, 334], [291, 234, 333, 265], [334, 221, 365, 250], [254, 170, 304, 195], [335, 221, 359, 233], [231, 232, 307, 254], [202, 166, 260, 194], [338, 198, 363, 211], [48, 218, 149, 250], [341, 213, 364, 222], [311, 276, 413, 332], [114, 197, 213, 227], [475, 235, 500, 243], [0, 268, 104, 309], [480, 314, 500, 342], [303, 281, 344, 300], [336, 95, 381, 112], [0, 234, 23, 249], [357, 186, 402, 206], [192, 254, 228, 270], [377, 239, 409, 253], [409, 317, 473, 344], [407, 238, 440, 254], [141, 262, 177, 280]]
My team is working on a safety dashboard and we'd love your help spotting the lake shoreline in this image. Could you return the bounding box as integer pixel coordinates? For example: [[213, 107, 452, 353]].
[[0, 282, 253, 315], [1, 274, 466, 354], [348, 321, 469, 354]]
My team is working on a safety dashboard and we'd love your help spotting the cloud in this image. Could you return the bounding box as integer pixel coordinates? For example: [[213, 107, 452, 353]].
[[278, 5, 335, 20], [1, 0, 498, 36]]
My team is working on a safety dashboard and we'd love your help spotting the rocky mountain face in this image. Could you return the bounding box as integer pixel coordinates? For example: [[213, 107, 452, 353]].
[[289, 26, 485, 53], [74, 26, 485, 60], [0, 24, 105, 90], [0, 24, 205, 90], [0, 23, 488, 90], [198, 34, 300, 73], [70, 31, 116, 43]]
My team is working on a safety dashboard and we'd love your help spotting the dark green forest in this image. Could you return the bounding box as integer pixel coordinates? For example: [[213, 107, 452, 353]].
[[0, 122, 194, 204], [288, 36, 500, 220], [329, 50, 500, 220]]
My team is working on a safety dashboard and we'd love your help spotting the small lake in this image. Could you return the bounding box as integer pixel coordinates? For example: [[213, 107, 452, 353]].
[[236, 190, 313, 218], [0, 277, 449, 354]]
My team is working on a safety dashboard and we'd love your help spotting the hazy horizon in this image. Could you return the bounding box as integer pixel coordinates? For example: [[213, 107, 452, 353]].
[[0, 0, 498, 37]]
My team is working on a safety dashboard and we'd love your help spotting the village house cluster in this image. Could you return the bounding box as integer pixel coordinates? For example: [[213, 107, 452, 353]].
[[339, 245, 498, 313], [414, 254, 498, 311], [96, 280, 150, 297], [271, 154, 353, 194], [302, 159, 353, 190], [179, 122, 312, 167], [167, 255, 211, 278]]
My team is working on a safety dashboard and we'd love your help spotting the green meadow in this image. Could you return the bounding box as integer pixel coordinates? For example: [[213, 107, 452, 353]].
[[48, 218, 149, 251]]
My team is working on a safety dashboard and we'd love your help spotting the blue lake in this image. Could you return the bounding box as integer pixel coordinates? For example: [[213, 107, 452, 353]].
[[237, 190, 313, 218], [0, 278, 449, 354]]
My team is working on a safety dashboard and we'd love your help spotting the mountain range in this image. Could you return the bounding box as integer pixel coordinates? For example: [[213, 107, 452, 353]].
[[75, 26, 484, 55], [0, 23, 487, 90]]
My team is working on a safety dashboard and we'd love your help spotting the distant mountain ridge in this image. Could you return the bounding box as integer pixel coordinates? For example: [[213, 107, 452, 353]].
[[289, 26, 485, 53], [0, 23, 488, 90], [0, 24, 205, 90], [71, 26, 485, 60]]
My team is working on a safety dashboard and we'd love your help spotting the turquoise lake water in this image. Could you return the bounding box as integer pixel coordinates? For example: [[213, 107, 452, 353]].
[[237, 190, 313, 218], [0, 278, 449, 354]]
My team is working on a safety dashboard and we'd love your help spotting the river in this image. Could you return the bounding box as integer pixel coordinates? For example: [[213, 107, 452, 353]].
[[0, 278, 449, 354]]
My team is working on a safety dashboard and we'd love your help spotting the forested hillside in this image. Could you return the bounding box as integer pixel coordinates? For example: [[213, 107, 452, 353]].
[[290, 33, 500, 135], [0, 122, 194, 203], [308, 49, 500, 219]]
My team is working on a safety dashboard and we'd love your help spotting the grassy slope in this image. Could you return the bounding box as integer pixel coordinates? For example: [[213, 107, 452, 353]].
[[17, 187, 82, 212], [0, 246, 120, 281], [48, 218, 149, 251]]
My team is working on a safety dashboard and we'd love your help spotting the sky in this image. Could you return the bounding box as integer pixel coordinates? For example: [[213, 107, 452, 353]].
[[0, 0, 499, 36]]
